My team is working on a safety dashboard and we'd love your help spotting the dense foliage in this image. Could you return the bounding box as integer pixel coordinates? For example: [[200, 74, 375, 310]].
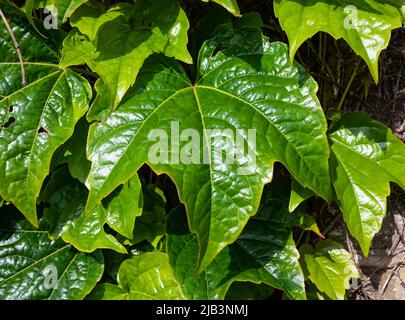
[[0, 0, 404, 300]]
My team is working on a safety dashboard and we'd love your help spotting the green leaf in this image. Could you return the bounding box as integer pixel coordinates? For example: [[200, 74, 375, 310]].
[[86, 78, 112, 122], [329, 112, 405, 255], [274, 0, 404, 82], [90, 253, 185, 300], [0, 210, 104, 300], [259, 182, 322, 238], [86, 15, 331, 271], [62, 0, 192, 111], [305, 282, 329, 300], [289, 178, 315, 212], [66, 118, 91, 184], [225, 282, 274, 300], [25, 0, 88, 26], [70, 0, 123, 41], [105, 174, 143, 240], [201, 0, 241, 16], [0, 7, 91, 227], [190, 6, 233, 62], [124, 184, 166, 245], [60, 29, 97, 68], [300, 240, 359, 300], [166, 201, 306, 300], [43, 167, 142, 253]]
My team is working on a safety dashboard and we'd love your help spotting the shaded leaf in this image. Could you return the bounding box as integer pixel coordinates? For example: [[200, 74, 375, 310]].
[[166, 201, 306, 300], [201, 0, 241, 16], [43, 167, 142, 253], [225, 282, 274, 300], [329, 112, 405, 255], [300, 240, 359, 300], [124, 184, 166, 245]]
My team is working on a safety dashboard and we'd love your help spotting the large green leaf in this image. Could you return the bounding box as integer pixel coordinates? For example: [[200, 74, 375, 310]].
[[90, 253, 185, 300], [0, 210, 104, 300], [329, 112, 405, 255], [300, 240, 359, 300], [85, 14, 331, 271], [274, 0, 404, 82], [166, 201, 306, 300], [201, 0, 241, 16], [62, 0, 192, 111], [42, 167, 142, 253], [0, 6, 91, 226]]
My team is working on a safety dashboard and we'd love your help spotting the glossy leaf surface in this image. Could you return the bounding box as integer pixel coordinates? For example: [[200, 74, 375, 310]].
[[86, 16, 331, 270], [0, 6, 91, 226], [0, 211, 104, 300]]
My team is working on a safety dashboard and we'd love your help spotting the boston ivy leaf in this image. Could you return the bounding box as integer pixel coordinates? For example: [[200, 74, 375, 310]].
[[62, 0, 192, 111], [300, 240, 359, 300], [329, 112, 405, 255], [0, 7, 91, 227], [86, 14, 331, 271], [42, 167, 142, 253], [86, 78, 112, 122], [105, 174, 143, 240], [42, 167, 126, 253], [26, 0, 88, 27], [66, 118, 91, 184], [191, 6, 233, 62], [166, 202, 306, 300], [60, 29, 97, 68], [90, 253, 185, 300], [124, 184, 166, 246], [201, 0, 241, 16], [289, 178, 315, 212], [274, 0, 403, 82], [70, 1, 124, 41], [259, 183, 322, 238], [225, 282, 274, 300], [305, 282, 329, 300], [0, 210, 104, 300]]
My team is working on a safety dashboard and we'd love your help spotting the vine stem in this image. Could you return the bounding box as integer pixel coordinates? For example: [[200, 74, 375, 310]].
[[337, 60, 360, 111], [0, 8, 26, 86]]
